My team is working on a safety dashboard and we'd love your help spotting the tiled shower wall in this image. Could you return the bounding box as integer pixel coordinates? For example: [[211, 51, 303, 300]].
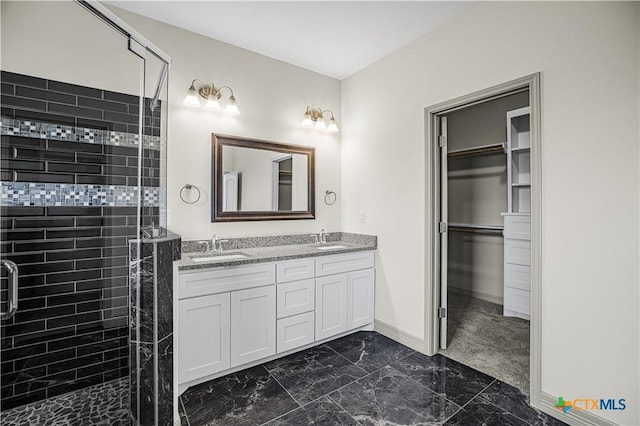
[[0, 71, 161, 410]]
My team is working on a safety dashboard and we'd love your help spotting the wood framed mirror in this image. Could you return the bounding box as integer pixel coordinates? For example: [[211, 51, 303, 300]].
[[211, 134, 316, 222]]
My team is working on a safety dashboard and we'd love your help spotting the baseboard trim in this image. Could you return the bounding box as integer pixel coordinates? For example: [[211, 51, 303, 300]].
[[449, 285, 503, 306], [374, 319, 425, 352], [536, 391, 620, 426]]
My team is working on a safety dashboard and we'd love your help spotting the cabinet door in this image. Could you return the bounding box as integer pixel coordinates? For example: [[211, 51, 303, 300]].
[[315, 273, 348, 340], [178, 293, 230, 383], [347, 269, 375, 330], [231, 286, 276, 367]]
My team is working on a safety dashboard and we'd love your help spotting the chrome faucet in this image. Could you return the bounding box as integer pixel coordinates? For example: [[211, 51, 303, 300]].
[[198, 234, 228, 253], [319, 228, 328, 244]]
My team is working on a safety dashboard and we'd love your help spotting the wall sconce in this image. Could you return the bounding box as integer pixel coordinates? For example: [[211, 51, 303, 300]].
[[301, 106, 339, 133], [183, 79, 239, 115]]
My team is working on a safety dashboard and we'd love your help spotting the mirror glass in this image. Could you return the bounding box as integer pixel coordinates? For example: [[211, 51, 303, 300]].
[[212, 134, 315, 221]]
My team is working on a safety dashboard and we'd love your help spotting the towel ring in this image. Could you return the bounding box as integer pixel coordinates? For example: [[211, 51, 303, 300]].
[[324, 190, 337, 206], [180, 184, 201, 204]]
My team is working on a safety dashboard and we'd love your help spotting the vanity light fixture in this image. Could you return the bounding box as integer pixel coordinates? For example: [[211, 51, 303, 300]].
[[301, 106, 339, 133], [183, 79, 239, 115]]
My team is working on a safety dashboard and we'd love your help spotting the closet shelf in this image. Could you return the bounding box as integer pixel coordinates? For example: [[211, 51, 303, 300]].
[[447, 142, 505, 158], [511, 182, 530, 187], [448, 223, 504, 236], [510, 146, 530, 152]]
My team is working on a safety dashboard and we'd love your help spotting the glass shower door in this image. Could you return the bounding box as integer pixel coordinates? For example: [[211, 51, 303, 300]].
[[0, 2, 167, 424]]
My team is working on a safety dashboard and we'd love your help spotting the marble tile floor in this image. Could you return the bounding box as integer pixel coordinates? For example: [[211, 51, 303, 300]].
[[179, 331, 567, 426], [440, 291, 531, 394], [0, 377, 129, 426]]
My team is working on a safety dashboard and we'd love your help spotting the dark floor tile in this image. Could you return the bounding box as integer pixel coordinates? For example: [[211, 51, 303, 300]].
[[479, 381, 568, 426], [264, 344, 367, 405], [265, 396, 359, 426], [392, 352, 495, 406], [179, 365, 298, 426], [330, 365, 460, 425], [326, 331, 415, 373], [179, 398, 191, 426], [444, 398, 528, 426]]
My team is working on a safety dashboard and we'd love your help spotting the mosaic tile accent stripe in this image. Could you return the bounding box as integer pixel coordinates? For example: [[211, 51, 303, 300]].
[[1, 182, 160, 207], [1, 117, 161, 150]]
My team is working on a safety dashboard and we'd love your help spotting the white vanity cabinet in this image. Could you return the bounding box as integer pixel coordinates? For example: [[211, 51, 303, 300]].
[[315, 251, 375, 340], [177, 250, 375, 390]]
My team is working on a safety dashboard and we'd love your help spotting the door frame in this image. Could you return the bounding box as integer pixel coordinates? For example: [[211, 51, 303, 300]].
[[423, 73, 542, 406]]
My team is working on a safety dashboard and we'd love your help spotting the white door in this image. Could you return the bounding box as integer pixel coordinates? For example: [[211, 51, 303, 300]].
[[223, 172, 239, 211], [315, 274, 348, 340], [439, 116, 449, 349], [230, 286, 276, 367], [347, 269, 375, 329], [178, 293, 230, 383]]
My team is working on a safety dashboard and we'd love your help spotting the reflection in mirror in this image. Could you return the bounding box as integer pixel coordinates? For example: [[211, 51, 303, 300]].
[[212, 134, 315, 222]]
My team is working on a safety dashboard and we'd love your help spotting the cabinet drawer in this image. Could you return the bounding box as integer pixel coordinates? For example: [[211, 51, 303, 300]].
[[315, 251, 374, 277], [277, 258, 315, 283], [505, 239, 530, 266], [504, 215, 530, 240], [504, 263, 530, 291], [277, 311, 315, 353], [277, 279, 315, 319], [179, 263, 276, 299], [504, 287, 530, 318]]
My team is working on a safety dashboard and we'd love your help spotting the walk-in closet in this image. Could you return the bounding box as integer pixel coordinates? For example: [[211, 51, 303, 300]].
[[437, 89, 532, 393]]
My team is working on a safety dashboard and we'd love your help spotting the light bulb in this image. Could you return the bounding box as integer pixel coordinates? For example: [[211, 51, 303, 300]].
[[301, 113, 313, 127], [204, 93, 220, 111], [225, 95, 239, 115], [327, 118, 339, 133], [315, 118, 326, 130], [183, 85, 200, 107]]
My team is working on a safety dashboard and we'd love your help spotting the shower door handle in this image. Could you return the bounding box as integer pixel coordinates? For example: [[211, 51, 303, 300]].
[[0, 260, 19, 320]]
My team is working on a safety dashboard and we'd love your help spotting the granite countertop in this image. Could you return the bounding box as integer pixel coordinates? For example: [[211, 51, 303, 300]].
[[177, 232, 376, 271]]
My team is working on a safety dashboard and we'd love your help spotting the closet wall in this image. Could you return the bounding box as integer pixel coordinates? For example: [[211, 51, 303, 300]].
[[446, 91, 528, 304]]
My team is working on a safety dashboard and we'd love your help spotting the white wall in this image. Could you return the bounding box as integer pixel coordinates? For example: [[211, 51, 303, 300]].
[[341, 2, 639, 424]]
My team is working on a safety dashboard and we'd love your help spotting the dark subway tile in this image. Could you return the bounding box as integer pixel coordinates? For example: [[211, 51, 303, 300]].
[[15, 171, 74, 184], [1, 159, 46, 171], [103, 306, 128, 320], [46, 248, 101, 262], [13, 109, 76, 127], [1, 71, 47, 89], [14, 217, 74, 229], [12, 327, 75, 348], [47, 80, 102, 99], [45, 269, 101, 285], [78, 338, 122, 358], [1, 106, 15, 117], [47, 311, 102, 330], [102, 266, 129, 278], [1, 82, 15, 95], [1, 365, 47, 385], [15, 275, 45, 288], [76, 216, 127, 227], [47, 373, 103, 399], [101, 316, 128, 329], [19, 283, 74, 299], [104, 111, 138, 125], [76, 256, 127, 270], [103, 90, 139, 105], [19, 261, 74, 276], [3, 320, 45, 337], [16, 147, 76, 162], [2, 136, 45, 150], [0, 217, 13, 229], [2, 206, 45, 217], [48, 290, 101, 307], [102, 206, 137, 216], [102, 226, 137, 237], [47, 102, 102, 120], [76, 174, 127, 186], [126, 124, 139, 134], [14, 240, 73, 252], [102, 286, 128, 299], [1, 389, 47, 411], [76, 277, 127, 292], [0, 241, 13, 254], [47, 139, 102, 154], [46, 206, 101, 216], [14, 348, 76, 372], [48, 162, 102, 174], [15, 86, 77, 105], [47, 330, 103, 353], [1, 95, 46, 111], [2, 343, 47, 362], [3, 252, 45, 265], [75, 236, 127, 249], [78, 359, 119, 379], [77, 96, 128, 113], [76, 300, 102, 313], [46, 227, 101, 239], [13, 305, 75, 324], [103, 145, 137, 157], [76, 153, 127, 166], [2, 230, 45, 241]]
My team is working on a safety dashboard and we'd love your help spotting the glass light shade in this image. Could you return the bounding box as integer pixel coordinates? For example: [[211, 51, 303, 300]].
[[315, 118, 326, 130], [301, 113, 313, 127], [204, 93, 221, 111], [327, 118, 339, 133], [225, 95, 240, 115], [183, 85, 201, 107]]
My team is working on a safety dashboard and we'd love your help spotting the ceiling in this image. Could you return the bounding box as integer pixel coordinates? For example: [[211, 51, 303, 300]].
[[106, 1, 478, 80]]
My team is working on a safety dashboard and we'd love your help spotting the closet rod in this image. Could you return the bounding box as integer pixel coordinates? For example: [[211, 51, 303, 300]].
[[448, 142, 505, 158]]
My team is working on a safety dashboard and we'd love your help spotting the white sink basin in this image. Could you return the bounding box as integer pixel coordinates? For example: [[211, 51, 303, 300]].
[[192, 253, 248, 262], [316, 245, 347, 250]]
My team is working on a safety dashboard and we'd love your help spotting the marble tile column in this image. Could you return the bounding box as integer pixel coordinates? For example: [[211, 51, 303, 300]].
[[130, 233, 181, 426]]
